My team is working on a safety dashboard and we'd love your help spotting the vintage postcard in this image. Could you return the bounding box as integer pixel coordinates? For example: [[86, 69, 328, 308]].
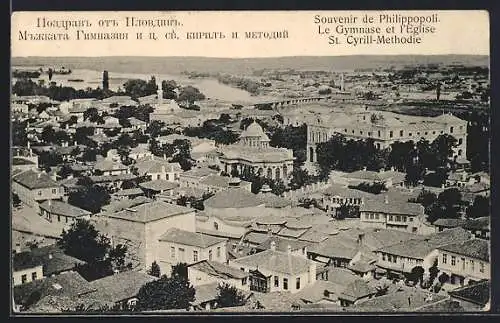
[[10, 10, 490, 314]]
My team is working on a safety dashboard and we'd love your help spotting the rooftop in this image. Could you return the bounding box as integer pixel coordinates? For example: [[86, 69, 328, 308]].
[[204, 187, 265, 209], [255, 236, 310, 253], [230, 249, 315, 276], [449, 280, 490, 307], [13, 251, 43, 271], [338, 279, 377, 302], [376, 227, 473, 259], [30, 244, 87, 276], [85, 271, 157, 303], [437, 239, 489, 262], [188, 260, 250, 280], [360, 198, 424, 216], [39, 200, 91, 218], [159, 228, 226, 248], [108, 200, 194, 223], [12, 169, 59, 189], [347, 289, 447, 312], [139, 179, 179, 192]]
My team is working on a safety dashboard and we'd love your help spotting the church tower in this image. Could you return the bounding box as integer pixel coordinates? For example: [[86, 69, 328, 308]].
[[157, 80, 164, 104]]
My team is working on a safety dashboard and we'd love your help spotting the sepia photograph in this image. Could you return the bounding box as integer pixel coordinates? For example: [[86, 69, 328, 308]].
[[10, 10, 491, 314]]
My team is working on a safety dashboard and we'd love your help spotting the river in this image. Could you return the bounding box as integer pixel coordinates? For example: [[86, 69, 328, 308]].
[[13, 66, 273, 104]]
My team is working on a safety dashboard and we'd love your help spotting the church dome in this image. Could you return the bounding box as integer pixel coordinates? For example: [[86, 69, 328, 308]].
[[241, 121, 266, 138]]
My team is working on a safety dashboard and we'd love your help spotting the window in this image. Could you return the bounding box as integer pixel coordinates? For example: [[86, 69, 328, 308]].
[[57, 215, 61, 222], [389, 215, 393, 221], [38, 190, 42, 196], [441, 130, 444, 134], [296, 277, 301, 290], [375, 214, 379, 220], [193, 250, 199, 262], [32, 272, 37, 281], [417, 132, 420, 135], [360, 131, 363, 135], [242, 277, 247, 285], [459, 126, 463, 130], [458, 138, 463, 145], [274, 276, 279, 287], [400, 130, 404, 137], [352, 130, 355, 134], [451, 256, 456, 266], [216, 247, 221, 258], [170, 246, 175, 259], [409, 217, 413, 222], [179, 248, 185, 261], [344, 129, 347, 133], [368, 132, 372, 136], [382, 254, 386, 261], [283, 278, 288, 290], [433, 131, 436, 134], [442, 254, 447, 264], [52, 188, 57, 194], [396, 215, 401, 222], [470, 260, 475, 272], [208, 250, 213, 261], [389, 131, 393, 138], [157, 174, 161, 180], [425, 132, 428, 135], [21, 274, 27, 284], [450, 126, 454, 133], [214, 222, 219, 230], [480, 262, 485, 273], [409, 132, 412, 136]]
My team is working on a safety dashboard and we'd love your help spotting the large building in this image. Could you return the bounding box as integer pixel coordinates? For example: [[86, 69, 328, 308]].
[[219, 121, 294, 182], [306, 109, 468, 169]]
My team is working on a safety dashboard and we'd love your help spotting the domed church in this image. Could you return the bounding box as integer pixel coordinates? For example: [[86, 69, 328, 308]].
[[218, 121, 294, 182]]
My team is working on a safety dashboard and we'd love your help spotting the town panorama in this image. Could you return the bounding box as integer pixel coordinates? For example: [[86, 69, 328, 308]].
[[11, 56, 490, 313]]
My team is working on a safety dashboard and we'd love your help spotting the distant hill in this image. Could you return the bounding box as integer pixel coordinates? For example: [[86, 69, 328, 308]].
[[12, 55, 489, 75]]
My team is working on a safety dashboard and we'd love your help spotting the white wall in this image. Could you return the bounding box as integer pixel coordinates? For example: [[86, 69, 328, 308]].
[[13, 265, 43, 286]]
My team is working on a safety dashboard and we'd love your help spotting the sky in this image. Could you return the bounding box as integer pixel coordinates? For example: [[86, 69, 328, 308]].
[[11, 11, 490, 58]]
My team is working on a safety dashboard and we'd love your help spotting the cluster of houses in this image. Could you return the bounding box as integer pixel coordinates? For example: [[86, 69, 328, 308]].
[[11, 84, 490, 313]]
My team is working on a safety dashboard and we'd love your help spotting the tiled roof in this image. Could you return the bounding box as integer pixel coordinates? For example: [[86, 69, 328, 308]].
[[139, 179, 179, 192], [13, 251, 43, 271], [277, 227, 309, 239], [14, 272, 95, 307], [180, 167, 218, 179], [159, 228, 226, 248], [12, 157, 36, 165], [347, 289, 447, 312], [244, 231, 273, 245], [338, 279, 377, 302], [101, 196, 152, 213], [449, 280, 490, 306], [85, 271, 157, 303], [259, 192, 293, 208], [135, 156, 178, 175], [113, 188, 144, 196], [89, 173, 136, 183], [188, 260, 249, 280], [192, 282, 219, 305], [204, 188, 265, 209], [433, 218, 465, 228], [463, 217, 490, 231], [12, 169, 59, 189], [230, 249, 315, 275], [256, 236, 309, 253], [437, 239, 489, 262], [308, 231, 360, 259], [294, 280, 344, 303], [108, 200, 193, 223], [29, 245, 86, 276], [376, 227, 473, 259], [94, 159, 128, 172], [39, 200, 91, 218], [360, 199, 424, 216]]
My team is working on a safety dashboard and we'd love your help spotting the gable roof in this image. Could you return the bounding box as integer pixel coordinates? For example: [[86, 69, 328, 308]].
[[159, 228, 226, 248], [14, 272, 95, 307], [12, 169, 59, 189], [376, 227, 473, 259], [29, 245, 87, 276], [360, 199, 424, 216], [39, 200, 91, 218], [204, 188, 265, 209], [108, 200, 193, 223], [449, 280, 490, 306], [188, 260, 249, 280], [13, 251, 43, 271], [230, 249, 315, 276], [85, 271, 157, 303], [338, 279, 377, 302], [255, 236, 309, 253], [437, 239, 489, 262]]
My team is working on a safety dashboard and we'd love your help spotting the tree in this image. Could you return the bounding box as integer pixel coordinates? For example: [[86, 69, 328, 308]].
[[84, 107, 99, 122], [108, 244, 128, 271], [41, 126, 56, 144], [270, 179, 286, 196], [177, 85, 205, 105], [135, 275, 195, 311], [428, 259, 440, 285], [57, 219, 110, 263], [215, 283, 247, 308], [102, 70, 109, 91], [438, 272, 450, 286], [410, 266, 425, 284], [146, 120, 166, 138], [148, 261, 161, 278], [466, 195, 490, 219], [289, 168, 313, 190], [171, 262, 188, 281], [68, 184, 111, 214]]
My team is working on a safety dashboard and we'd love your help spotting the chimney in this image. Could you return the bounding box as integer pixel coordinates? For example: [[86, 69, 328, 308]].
[[48, 253, 53, 259], [74, 141, 77, 146], [186, 201, 191, 208], [363, 166, 367, 171], [287, 245, 292, 254], [163, 154, 167, 160], [270, 241, 276, 251], [384, 195, 389, 204]]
